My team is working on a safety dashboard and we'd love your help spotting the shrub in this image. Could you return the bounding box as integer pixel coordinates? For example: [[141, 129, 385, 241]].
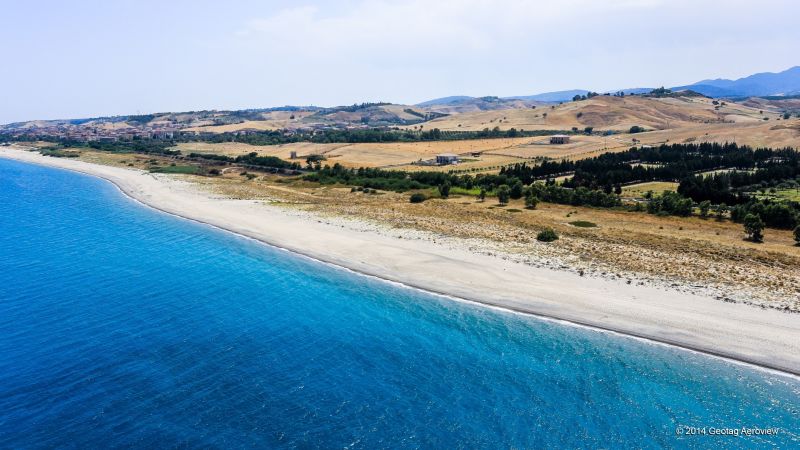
[[536, 228, 559, 242], [698, 200, 711, 218], [510, 181, 524, 199], [743, 213, 764, 242], [497, 184, 511, 204], [569, 220, 597, 228], [409, 193, 427, 203], [524, 192, 539, 209], [438, 182, 451, 198]]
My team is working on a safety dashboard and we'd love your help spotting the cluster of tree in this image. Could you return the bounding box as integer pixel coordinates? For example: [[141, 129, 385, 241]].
[[188, 152, 301, 170], [329, 102, 392, 113], [678, 163, 800, 205], [645, 191, 693, 216], [305, 163, 525, 193], [572, 92, 600, 101], [83, 140, 181, 155], [729, 199, 799, 230], [526, 184, 621, 208], [500, 143, 799, 195]]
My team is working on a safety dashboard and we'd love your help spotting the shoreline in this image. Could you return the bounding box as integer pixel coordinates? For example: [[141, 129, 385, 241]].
[[3, 147, 800, 376]]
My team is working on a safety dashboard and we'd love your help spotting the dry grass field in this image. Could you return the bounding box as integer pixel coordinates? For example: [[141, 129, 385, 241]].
[[170, 115, 799, 172], [407, 96, 778, 132], [183, 111, 316, 133], [621, 181, 680, 198]]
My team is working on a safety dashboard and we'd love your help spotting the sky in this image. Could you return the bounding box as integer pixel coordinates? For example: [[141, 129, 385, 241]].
[[1, 0, 799, 123]]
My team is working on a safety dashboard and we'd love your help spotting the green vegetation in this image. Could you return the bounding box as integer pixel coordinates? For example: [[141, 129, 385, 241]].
[[189, 152, 301, 171], [524, 192, 539, 209], [743, 214, 765, 242], [149, 164, 202, 175], [497, 185, 511, 205], [730, 201, 798, 230], [409, 193, 427, 203], [698, 200, 711, 218], [569, 220, 597, 228], [536, 228, 559, 242], [438, 182, 451, 198], [40, 149, 80, 158], [646, 191, 693, 217], [629, 125, 645, 134]]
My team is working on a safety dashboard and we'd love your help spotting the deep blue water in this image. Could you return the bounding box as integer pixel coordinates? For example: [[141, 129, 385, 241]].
[[0, 159, 798, 449]]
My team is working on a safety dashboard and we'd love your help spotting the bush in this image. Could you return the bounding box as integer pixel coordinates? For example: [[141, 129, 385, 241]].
[[569, 220, 597, 228], [438, 182, 451, 198], [497, 184, 511, 204], [524, 192, 539, 209], [698, 200, 711, 218], [743, 213, 764, 242], [536, 228, 559, 242], [510, 181, 524, 199], [409, 193, 427, 203]]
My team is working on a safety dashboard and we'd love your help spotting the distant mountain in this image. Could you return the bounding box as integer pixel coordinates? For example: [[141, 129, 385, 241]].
[[505, 90, 589, 103], [415, 96, 475, 107], [673, 66, 800, 98], [415, 96, 536, 113]]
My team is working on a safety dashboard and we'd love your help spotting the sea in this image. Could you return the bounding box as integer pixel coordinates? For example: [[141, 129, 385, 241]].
[[0, 158, 798, 449]]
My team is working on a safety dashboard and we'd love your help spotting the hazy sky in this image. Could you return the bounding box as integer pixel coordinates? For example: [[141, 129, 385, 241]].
[[2, 0, 799, 123]]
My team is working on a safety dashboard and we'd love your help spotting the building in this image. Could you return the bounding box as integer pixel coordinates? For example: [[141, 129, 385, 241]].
[[550, 135, 570, 144], [436, 153, 459, 165]]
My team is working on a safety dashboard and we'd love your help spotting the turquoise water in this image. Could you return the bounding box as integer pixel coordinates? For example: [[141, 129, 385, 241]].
[[0, 159, 798, 449]]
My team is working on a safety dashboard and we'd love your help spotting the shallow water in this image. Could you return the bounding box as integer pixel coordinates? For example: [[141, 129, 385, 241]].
[[0, 158, 797, 448]]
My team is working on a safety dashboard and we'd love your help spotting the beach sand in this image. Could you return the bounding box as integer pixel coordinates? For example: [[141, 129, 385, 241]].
[[3, 146, 800, 375]]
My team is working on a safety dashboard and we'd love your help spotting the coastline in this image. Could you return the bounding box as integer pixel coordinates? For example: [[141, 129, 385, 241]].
[[3, 147, 800, 376]]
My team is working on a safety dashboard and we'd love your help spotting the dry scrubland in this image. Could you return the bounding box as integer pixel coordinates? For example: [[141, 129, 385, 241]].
[[61, 149, 800, 313]]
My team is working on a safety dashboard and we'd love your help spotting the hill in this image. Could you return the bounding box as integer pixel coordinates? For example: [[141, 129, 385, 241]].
[[408, 94, 772, 133], [674, 66, 800, 97]]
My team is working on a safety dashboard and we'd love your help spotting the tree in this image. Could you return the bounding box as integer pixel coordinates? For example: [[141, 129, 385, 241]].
[[438, 181, 451, 198], [715, 203, 727, 221], [698, 200, 711, 218], [614, 184, 622, 195], [743, 214, 764, 242], [497, 184, 511, 204], [794, 225, 800, 246], [510, 181, 524, 199], [479, 188, 486, 202], [525, 192, 539, 209]]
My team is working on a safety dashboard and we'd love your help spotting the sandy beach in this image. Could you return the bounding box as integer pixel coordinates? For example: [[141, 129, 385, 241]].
[[3, 146, 800, 375]]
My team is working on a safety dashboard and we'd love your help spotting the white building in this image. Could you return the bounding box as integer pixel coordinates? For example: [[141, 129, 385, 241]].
[[436, 153, 459, 165]]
